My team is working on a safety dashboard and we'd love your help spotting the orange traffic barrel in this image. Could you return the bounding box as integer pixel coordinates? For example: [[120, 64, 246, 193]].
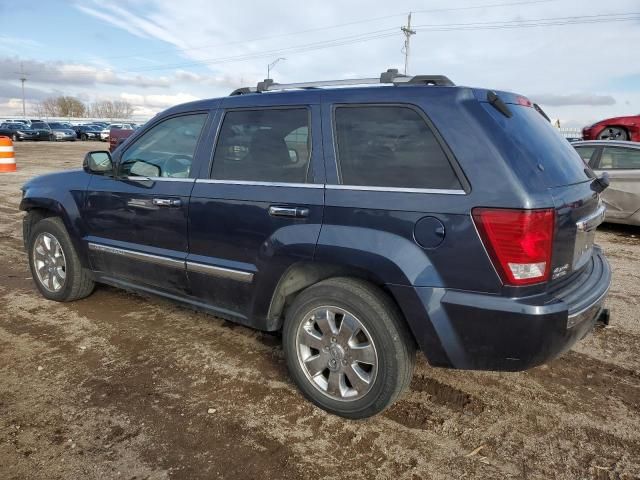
[[0, 136, 16, 172]]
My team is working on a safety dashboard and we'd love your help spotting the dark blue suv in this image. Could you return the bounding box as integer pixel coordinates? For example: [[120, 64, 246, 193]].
[[20, 69, 611, 418]]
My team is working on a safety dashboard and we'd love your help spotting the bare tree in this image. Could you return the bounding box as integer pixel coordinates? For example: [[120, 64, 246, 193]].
[[36, 96, 87, 117], [89, 100, 134, 119]]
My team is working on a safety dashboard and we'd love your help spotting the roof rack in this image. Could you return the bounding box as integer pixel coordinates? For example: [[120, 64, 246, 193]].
[[229, 69, 454, 95]]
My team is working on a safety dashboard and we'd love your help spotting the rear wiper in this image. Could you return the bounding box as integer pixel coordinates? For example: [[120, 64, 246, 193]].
[[590, 171, 610, 193], [487, 91, 512, 118]]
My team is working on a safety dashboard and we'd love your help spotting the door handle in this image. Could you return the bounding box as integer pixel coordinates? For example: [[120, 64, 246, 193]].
[[268, 206, 309, 218], [152, 198, 182, 207]]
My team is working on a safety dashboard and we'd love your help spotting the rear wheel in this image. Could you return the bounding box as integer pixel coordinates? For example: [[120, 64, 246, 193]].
[[598, 126, 628, 140], [283, 277, 415, 418], [28, 217, 95, 302], [81, 133, 87, 141]]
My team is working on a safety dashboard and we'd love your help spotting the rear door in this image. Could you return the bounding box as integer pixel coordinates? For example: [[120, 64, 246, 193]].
[[83, 112, 210, 294], [187, 98, 324, 325], [593, 144, 640, 221]]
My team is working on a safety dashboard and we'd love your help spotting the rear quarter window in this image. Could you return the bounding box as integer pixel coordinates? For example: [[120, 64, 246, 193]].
[[481, 103, 592, 187]]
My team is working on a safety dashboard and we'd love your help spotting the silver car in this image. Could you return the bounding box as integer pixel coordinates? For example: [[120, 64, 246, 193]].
[[573, 140, 640, 226]]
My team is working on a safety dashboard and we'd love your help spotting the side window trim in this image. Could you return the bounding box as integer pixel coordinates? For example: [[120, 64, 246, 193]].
[[329, 102, 471, 193], [207, 105, 314, 183], [116, 111, 209, 178]]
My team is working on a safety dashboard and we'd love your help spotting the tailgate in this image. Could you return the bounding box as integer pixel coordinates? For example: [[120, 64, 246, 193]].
[[477, 92, 605, 283]]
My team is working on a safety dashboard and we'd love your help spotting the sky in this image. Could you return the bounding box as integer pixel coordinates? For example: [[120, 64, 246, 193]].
[[0, 0, 638, 127]]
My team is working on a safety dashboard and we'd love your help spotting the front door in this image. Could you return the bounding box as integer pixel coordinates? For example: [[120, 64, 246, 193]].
[[187, 102, 324, 325], [82, 112, 210, 294], [594, 145, 640, 221]]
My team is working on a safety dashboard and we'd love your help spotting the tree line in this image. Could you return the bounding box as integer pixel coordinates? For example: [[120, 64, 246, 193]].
[[33, 96, 134, 119]]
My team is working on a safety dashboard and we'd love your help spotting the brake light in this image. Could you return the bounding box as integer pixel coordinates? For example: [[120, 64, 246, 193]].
[[472, 208, 555, 286], [516, 96, 532, 107]]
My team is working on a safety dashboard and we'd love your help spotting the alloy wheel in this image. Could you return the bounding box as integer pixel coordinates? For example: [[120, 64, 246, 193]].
[[598, 127, 628, 140], [296, 306, 378, 401], [33, 232, 67, 292]]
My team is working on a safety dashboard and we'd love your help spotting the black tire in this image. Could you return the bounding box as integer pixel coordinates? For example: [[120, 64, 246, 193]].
[[27, 216, 95, 302], [11, 133, 19, 142], [283, 277, 415, 419], [81, 133, 87, 141]]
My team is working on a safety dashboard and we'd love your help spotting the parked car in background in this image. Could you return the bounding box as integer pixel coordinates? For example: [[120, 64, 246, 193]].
[[582, 115, 640, 142], [573, 140, 640, 225], [108, 127, 135, 151], [0, 122, 41, 141], [2, 119, 30, 126], [73, 125, 102, 141], [29, 121, 54, 141], [20, 69, 612, 418], [47, 122, 77, 142]]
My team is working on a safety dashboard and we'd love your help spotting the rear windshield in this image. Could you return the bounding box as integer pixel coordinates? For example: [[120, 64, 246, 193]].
[[481, 103, 592, 187]]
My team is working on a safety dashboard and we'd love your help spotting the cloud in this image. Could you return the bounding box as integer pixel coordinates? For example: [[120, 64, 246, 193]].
[[0, 56, 170, 88], [532, 94, 617, 107], [119, 92, 200, 109]]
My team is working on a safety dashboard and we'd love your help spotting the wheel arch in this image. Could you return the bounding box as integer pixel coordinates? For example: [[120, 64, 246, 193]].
[[265, 261, 419, 349], [20, 197, 90, 269]]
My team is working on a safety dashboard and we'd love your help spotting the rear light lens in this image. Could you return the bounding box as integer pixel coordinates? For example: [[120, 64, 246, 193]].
[[473, 208, 555, 286], [516, 96, 532, 107]]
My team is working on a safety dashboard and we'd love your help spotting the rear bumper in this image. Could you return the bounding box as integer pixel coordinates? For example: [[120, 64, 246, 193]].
[[390, 247, 611, 371]]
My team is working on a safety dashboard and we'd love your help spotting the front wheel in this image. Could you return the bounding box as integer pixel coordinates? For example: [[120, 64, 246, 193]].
[[80, 133, 87, 141], [27, 216, 95, 302], [12, 133, 19, 142], [283, 277, 415, 419]]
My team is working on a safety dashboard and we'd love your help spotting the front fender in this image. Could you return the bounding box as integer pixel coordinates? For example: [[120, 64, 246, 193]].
[[20, 171, 91, 267]]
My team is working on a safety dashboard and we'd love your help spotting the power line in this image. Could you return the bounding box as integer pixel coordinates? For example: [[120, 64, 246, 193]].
[[100, 0, 556, 62], [23, 11, 640, 79], [13, 62, 28, 119], [116, 12, 640, 74], [400, 13, 416, 75]]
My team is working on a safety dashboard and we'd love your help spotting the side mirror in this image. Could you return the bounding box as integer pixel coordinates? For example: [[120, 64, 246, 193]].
[[83, 151, 113, 175], [129, 161, 161, 178]]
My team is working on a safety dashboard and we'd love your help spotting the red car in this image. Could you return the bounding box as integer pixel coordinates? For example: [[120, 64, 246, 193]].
[[582, 115, 640, 142]]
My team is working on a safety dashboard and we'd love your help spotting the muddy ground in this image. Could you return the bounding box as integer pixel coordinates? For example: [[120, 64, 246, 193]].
[[0, 141, 639, 480]]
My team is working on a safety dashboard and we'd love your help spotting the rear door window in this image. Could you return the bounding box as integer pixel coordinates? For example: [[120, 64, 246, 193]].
[[333, 105, 461, 190], [211, 108, 310, 183], [598, 146, 640, 169]]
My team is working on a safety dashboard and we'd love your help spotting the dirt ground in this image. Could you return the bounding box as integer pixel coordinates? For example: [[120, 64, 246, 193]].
[[0, 141, 639, 480]]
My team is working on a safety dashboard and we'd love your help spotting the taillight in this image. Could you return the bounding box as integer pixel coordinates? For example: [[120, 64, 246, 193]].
[[472, 208, 555, 286]]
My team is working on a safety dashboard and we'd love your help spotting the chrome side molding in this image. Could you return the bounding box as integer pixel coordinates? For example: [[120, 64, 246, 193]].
[[186, 261, 254, 283], [88, 242, 254, 283], [88, 242, 184, 269]]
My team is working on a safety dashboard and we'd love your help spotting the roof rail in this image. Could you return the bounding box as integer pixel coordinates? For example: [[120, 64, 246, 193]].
[[229, 69, 454, 95]]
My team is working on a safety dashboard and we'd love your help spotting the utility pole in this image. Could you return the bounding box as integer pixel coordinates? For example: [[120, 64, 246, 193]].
[[401, 12, 416, 75], [267, 57, 286, 80], [15, 63, 28, 119]]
